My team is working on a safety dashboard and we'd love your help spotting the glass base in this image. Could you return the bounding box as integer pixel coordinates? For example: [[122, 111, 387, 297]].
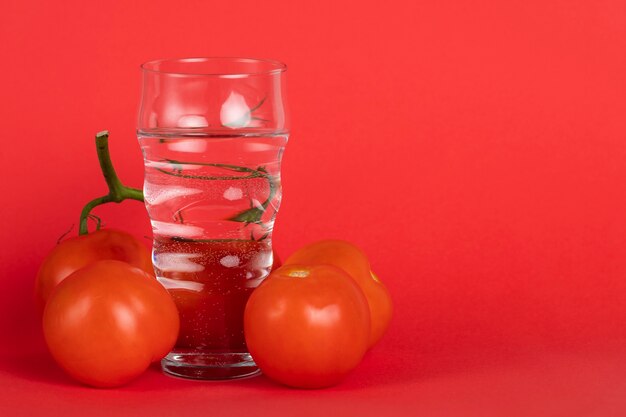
[[161, 350, 260, 380]]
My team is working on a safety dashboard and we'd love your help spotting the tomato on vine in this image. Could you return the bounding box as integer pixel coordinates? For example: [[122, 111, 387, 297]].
[[37, 132, 180, 388], [35, 131, 150, 310], [36, 228, 153, 310]]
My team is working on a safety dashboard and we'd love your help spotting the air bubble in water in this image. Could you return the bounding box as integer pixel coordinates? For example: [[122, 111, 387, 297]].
[[220, 255, 240, 268], [223, 186, 243, 201]]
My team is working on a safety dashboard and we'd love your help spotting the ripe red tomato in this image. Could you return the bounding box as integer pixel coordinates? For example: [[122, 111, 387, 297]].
[[42, 260, 179, 388], [284, 240, 393, 348], [244, 264, 370, 388], [35, 229, 154, 310]]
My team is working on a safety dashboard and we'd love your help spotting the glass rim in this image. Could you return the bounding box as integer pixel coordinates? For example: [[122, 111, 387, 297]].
[[140, 56, 288, 77]]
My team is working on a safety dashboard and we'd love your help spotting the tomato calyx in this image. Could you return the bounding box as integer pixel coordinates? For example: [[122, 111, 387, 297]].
[[284, 268, 310, 278], [78, 131, 144, 235]]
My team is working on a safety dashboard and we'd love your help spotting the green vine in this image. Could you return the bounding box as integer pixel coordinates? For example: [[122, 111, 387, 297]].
[[79, 131, 144, 235], [81, 97, 276, 240], [156, 160, 277, 227], [154, 95, 278, 233]]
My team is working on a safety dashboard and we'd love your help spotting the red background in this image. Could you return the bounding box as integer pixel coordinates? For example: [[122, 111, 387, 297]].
[[2, 0, 626, 415]]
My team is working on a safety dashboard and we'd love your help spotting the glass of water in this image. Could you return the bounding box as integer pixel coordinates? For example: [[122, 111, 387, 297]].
[[137, 57, 289, 379]]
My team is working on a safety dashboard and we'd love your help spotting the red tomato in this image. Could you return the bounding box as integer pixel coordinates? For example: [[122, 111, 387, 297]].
[[244, 264, 370, 388], [42, 260, 179, 388], [284, 240, 393, 348], [35, 229, 154, 310]]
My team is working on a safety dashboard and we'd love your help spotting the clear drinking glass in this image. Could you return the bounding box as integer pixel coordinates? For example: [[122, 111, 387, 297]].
[[137, 57, 289, 379]]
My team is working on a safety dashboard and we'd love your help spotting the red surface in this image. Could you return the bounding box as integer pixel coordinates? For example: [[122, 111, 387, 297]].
[[1, 0, 626, 415]]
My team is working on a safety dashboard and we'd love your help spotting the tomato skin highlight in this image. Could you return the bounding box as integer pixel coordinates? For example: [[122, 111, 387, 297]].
[[42, 260, 179, 388], [244, 264, 370, 389], [35, 229, 154, 310], [284, 240, 393, 348]]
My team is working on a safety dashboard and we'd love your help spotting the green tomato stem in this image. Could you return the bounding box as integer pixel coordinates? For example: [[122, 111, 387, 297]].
[[78, 131, 144, 235], [156, 160, 278, 227]]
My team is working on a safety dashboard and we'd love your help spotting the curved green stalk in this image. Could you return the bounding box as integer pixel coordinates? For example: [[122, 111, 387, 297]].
[[79, 131, 144, 235], [156, 161, 278, 226]]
